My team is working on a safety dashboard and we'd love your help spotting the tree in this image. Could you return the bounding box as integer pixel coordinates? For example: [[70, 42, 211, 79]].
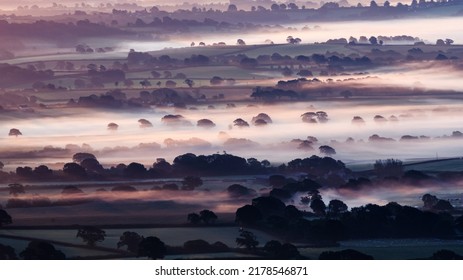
[[210, 76, 223, 85], [319, 145, 336, 156], [310, 198, 326, 216], [117, 231, 143, 253], [236, 230, 259, 250], [422, 194, 438, 209], [138, 236, 166, 259], [271, 3, 280, 11], [286, 36, 301, 44], [227, 184, 256, 198], [0, 243, 17, 259], [237, 39, 246, 45], [63, 162, 87, 178], [107, 122, 119, 131], [81, 158, 104, 173], [235, 205, 262, 225], [328, 199, 348, 216], [436, 39, 446, 46], [369, 36, 378, 45], [197, 119, 216, 128], [8, 128, 22, 137], [227, 4, 238, 12], [288, 3, 299, 10], [374, 159, 403, 178], [433, 200, 453, 211], [182, 176, 203, 190], [233, 118, 249, 128], [0, 209, 12, 227], [352, 116, 365, 125], [281, 67, 293, 77], [32, 165, 52, 179], [8, 183, 25, 197], [199, 209, 217, 224], [124, 162, 147, 178], [184, 79, 194, 88], [20, 241, 65, 260], [138, 119, 153, 128], [140, 79, 151, 88], [76, 226, 106, 246], [370, 1, 378, 8], [165, 80, 177, 88], [150, 70, 161, 78], [445, 38, 454, 46], [72, 152, 96, 164], [187, 213, 201, 224]]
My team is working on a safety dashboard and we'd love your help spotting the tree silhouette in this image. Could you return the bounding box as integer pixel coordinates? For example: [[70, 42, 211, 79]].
[[182, 176, 203, 190], [72, 152, 97, 164], [236, 230, 259, 250], [187, 213, 201, 224], [197, 119, 216, 128], [8, 183, 25, 197], [0, 243, 17, 259], [138, 236, 166, 259], [374, 159, 403, 178], [328, 199, 348, 216], [310, 198, 326, 216], [107, 122, 119, 131], [0, 209, 12, 227], [138, 119, 153, 128], [233, 118, 249, 128], [235, 205, 262, 225], [422, 194, 438, 209], [237, 39, 246, 45], [199, 209, 217, 224], [8, 128, 22, 137], [63, 162, 87, 178], [319, 145, 336, 156], [117, 231, 143, 253], [76, 226, 106, 246], [184, 79, 194, 88], [20, 241, 65, 260]]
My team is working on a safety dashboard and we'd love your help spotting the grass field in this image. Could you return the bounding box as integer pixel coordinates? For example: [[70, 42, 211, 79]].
[[404, 158, 463, 172]]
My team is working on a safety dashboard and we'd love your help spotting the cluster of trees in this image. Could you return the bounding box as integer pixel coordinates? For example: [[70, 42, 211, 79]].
[[187, 209, 218, 224], [1, 152, 357, 185], [127, 52, 210, 67], [75, 44, 114, 54], [235, 190, 461, 245], [67, 88, 196, 109], [0, 241, 65, 260], [250, 87, 299, 101], [0, 64, 54, 87]]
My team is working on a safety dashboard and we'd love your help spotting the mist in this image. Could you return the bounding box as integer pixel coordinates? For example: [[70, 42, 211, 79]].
[[1, 97, 463, 169]]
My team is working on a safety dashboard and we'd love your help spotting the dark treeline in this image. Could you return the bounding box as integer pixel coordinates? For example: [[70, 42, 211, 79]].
[[0, 64, 54, 88], [111, 0, 463, 27], [0, 151, 360, 183], [0, 19, 128, 41], [235, 193, 462, 246]]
